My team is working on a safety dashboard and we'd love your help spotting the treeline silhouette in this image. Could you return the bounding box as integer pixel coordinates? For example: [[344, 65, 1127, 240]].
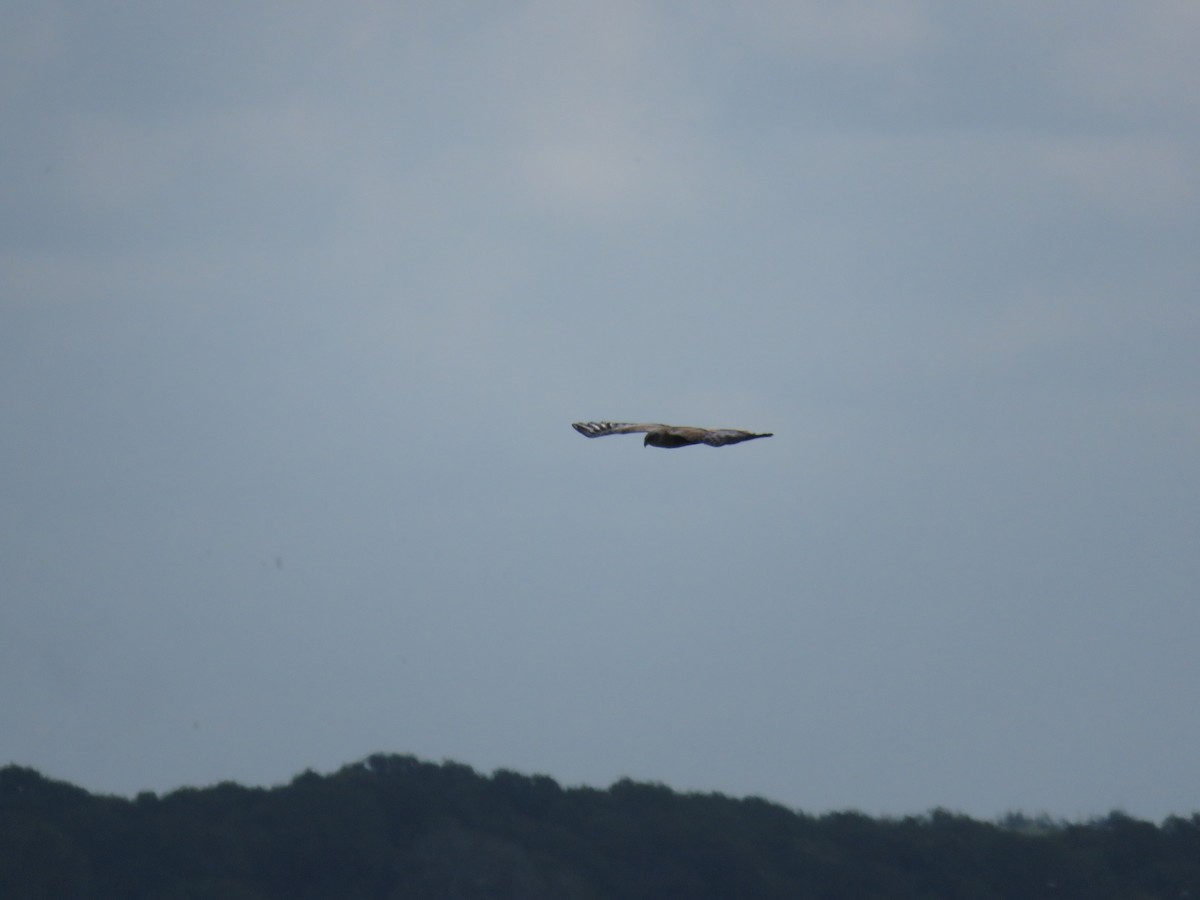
[[2, 754, 1198, 899]]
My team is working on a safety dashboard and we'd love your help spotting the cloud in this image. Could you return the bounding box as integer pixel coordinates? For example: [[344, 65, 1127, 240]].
[[0, 3, 63, 105], [3, 0, 1199, 820], [713, 0, 938, 65], [1052, 0, 1200, 119], [482, 1, 711, 220], [1035, 134, 1197, 217]]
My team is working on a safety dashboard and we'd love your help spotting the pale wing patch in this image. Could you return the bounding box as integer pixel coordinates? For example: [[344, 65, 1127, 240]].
[[572, 421, 657, 438]]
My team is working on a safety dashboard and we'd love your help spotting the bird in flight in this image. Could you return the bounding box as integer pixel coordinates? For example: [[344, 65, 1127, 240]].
[[572, 421, 773, 448]]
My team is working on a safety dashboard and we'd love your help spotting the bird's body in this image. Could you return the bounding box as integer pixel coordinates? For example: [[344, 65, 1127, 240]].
[[572, 421, 772, 448]]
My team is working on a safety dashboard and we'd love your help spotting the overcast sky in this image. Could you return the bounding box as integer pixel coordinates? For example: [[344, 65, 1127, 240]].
[[3, 1, 1198, 822]]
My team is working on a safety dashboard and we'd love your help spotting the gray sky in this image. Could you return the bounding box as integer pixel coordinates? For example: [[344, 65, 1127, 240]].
[[3, 1, 1198, 822]]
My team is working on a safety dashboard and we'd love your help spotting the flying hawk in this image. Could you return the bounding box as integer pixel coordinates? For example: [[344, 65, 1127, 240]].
[[572, 421, 773, 448]]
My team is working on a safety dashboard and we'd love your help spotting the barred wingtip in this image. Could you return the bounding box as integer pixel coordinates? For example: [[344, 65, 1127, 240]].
[[573, 421, 629, 438]]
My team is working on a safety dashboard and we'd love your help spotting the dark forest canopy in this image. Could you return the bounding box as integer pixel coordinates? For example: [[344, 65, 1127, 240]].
[[2, 755, 1198, 899]]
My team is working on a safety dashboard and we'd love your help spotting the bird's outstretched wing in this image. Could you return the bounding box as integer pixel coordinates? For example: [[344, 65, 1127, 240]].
[[572, 421, 660, 438], [701, 429, 773, 446]]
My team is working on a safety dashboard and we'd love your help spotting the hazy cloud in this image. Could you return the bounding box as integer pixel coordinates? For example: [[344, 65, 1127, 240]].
[[2, 1, 1198, 821]]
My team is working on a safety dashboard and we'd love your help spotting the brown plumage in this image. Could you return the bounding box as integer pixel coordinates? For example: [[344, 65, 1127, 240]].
[[572, 421, 772, 448]]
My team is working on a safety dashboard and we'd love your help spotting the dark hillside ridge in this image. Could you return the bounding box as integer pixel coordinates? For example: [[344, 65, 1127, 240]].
[[2, 755, 1198, 899]]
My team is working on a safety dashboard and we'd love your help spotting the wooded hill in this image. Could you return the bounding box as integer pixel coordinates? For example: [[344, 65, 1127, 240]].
[[3, 755, 1198, 899]]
